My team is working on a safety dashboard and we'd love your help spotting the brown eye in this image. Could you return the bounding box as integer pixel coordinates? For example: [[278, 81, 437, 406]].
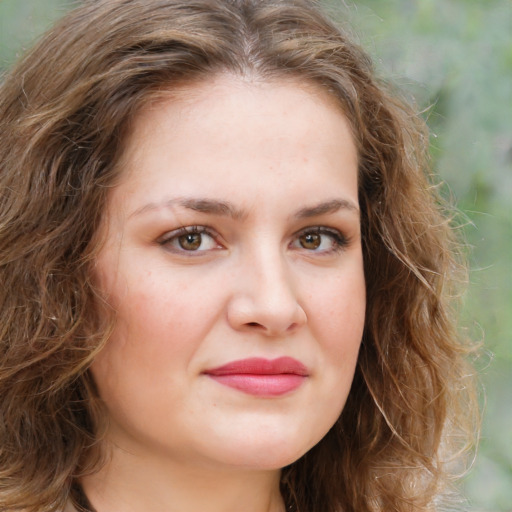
[[159, 227, 221, 253], [292, 228, 348, 254], [178, 233, 202, 251], [299, 233, 321, 250]]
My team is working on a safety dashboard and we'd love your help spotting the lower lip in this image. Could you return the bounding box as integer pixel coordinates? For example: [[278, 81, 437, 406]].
[[207, 374, 306, 396]]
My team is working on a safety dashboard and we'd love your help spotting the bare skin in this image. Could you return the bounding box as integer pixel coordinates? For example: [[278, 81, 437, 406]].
[[81, 74, 365, 512]]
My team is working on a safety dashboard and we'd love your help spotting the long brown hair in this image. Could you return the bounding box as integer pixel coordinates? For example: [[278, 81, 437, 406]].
[[0, 1, 478, 511]]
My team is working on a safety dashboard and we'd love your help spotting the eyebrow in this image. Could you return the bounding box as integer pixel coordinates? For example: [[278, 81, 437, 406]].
[[130, 196, 359, 220], [130, 197, 246, 220], [294, 198, 359, 219]]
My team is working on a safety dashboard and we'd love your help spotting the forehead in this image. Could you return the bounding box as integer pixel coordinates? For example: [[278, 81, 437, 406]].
[[109, 73, 359, 216], [122, 74, 354, 163]]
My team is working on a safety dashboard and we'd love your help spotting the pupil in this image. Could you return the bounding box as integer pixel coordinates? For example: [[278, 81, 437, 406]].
[[301, 233, 320, 249], [179, 233, 201, 250]]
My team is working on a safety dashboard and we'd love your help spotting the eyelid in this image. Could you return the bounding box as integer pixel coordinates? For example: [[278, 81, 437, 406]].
[[157, 225, 224, 253], [291, 226, 350, 253], [156, 224, 350, 256]]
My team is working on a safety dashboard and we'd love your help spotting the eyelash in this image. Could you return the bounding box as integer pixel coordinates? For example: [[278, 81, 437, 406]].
[[292, 227, 349, 254], [157, 225, 349, 255], [157, 226, 221, 254]]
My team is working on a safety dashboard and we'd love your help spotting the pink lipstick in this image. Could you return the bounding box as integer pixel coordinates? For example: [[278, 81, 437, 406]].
[[203, 357, 308, 397]]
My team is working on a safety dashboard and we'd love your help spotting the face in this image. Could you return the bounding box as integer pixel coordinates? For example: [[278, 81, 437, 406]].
[[92, 75, 366, 472]]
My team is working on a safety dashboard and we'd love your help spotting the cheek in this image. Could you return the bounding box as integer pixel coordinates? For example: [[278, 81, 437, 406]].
[[306, 264, 365, 405], [310, 266, 366, 348], [89, 281, 198, 422], [293, 268, 365, 451], [92, 270, 224, 377]]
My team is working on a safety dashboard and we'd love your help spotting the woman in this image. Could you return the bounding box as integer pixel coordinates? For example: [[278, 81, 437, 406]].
[[0, 1, 478, 511]]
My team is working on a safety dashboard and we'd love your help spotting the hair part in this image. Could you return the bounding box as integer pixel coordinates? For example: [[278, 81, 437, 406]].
[[0, 1, 478, 511]]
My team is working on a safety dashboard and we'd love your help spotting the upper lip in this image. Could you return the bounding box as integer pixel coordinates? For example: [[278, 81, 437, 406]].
[[204, 357, 309, 376]]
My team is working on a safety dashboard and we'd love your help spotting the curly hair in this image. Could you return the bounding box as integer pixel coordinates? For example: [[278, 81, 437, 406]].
[[0, 1, 478, 511]]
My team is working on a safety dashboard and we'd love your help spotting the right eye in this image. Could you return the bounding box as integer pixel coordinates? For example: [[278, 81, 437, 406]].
[[158, 226, 222, 253]]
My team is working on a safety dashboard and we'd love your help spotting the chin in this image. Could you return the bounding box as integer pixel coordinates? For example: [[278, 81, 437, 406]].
[[202, 428, 322, 471]]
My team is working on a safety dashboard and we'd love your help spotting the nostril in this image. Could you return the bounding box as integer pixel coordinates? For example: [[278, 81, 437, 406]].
[[247, 322, 261, 328]]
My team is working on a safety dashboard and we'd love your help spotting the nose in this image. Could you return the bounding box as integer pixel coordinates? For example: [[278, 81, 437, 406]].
[[226, 250, 307, 337]]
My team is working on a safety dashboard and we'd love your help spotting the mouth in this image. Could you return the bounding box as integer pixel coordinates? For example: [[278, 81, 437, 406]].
[[203, 357, 309, 397]]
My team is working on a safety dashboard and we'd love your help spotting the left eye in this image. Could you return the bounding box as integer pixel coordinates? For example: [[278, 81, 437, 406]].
[[158, 227, 220, 252], [291, 228, 347, 253]]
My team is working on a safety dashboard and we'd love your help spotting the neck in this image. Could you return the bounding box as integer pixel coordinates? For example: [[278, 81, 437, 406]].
[[80, 443, 286, 512]]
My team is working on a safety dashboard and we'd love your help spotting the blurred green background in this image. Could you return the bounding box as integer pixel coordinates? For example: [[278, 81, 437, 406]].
[[1, 0, 510, 510]]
